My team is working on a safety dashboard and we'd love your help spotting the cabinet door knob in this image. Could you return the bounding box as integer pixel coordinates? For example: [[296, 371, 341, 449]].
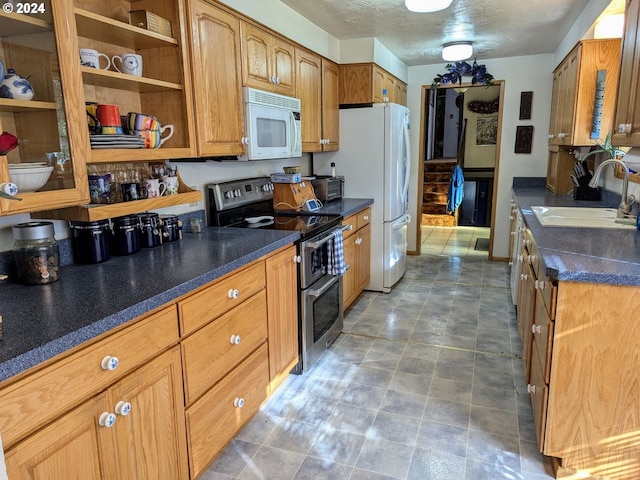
[[230, 334, 241, 345], [228, 289, 239, 299], [363, 215, 369, 221], [520, 273, 528, 281], [115, 401, 132, 416], [99, 412, 117, 428], [534, 279, 545, 290], [233, 397, 245, 408], [293, 255, 301, 263], [101, 356, 119, 371], [618, 123, 626, 134], [532, 324, 541, 334], [527, 384, 537, 394]]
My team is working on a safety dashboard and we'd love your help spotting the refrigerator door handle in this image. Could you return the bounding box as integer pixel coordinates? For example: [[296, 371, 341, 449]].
[[392, 213, 411, 229], [401, 116, 411, 204]]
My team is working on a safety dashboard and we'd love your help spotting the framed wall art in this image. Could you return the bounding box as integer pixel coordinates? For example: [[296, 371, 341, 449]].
[[476, 117, 498, 146], [515, 125, 534, 153], [519, 91, 533, 120]]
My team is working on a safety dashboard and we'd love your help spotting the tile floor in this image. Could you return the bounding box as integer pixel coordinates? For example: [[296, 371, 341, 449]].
[[201, 226, 555, 480]]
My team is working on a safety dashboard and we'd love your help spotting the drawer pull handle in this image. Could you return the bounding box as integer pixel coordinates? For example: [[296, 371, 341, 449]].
[[527, 384, 537, 394], [233, 397, 245, 408], [230, 335, 241, 345], [293, 255, 301, 263], [532, 324, 541, 335], [99, 412, 117, 428], [228, 289, 239, 299], [535, 280, 545, 290], [115, 401, 132, 416], [520, 273, 528, 281], [363, 215, 369, 221], [528, 255, 536, 265], [101, 356, 119, 371]]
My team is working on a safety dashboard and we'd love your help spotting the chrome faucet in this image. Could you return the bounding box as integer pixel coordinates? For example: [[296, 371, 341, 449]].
[[588, 158, 636, 218]]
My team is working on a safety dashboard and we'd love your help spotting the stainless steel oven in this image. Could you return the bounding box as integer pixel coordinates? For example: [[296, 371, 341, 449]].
[[297, 223, 350, 372], [207, 177, 347, 373]]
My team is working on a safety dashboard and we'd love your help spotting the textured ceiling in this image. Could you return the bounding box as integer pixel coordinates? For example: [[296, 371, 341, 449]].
[[279, 0, 610, 66]]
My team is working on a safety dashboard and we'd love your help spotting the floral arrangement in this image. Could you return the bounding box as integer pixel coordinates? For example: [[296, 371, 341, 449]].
[[432, 60, 494, 88]]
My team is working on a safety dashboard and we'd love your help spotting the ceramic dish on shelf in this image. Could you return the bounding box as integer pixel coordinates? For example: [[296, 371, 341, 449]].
[[8, 164, 53, 192]]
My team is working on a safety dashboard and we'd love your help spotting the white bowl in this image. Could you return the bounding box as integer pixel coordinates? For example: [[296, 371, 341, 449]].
[[9, 165, 54, 192]]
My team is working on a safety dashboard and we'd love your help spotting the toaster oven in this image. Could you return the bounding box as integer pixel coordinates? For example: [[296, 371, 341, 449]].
[[311, 176, 344, 202]]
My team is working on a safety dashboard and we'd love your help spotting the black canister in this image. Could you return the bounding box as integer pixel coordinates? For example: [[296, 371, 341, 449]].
[[12, 221, 60, 285], [69, 220, 111, 264], [138, 212, 162, 248], [111, 215, 141, 256], [159, 215, 182, 242]]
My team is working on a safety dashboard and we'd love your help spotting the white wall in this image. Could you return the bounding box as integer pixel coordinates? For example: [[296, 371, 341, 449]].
[[407, 54, 555, 257]]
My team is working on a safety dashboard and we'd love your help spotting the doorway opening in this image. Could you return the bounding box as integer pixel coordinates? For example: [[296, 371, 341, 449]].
[[415, 81, 505, 259]]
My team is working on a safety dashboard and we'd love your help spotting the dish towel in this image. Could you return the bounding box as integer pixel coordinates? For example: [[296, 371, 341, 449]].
[[327, 229, 346, 276], [446, 164, 464, 214]]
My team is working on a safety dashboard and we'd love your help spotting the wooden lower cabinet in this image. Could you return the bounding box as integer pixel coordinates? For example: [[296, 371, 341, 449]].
[[1, 247, 297, 480], [181, 290, 268, 404], [266, 245, 299, 389], [185, 343, 269, 479], [343, 208, 372, 309], [6, 347, 188, 480], [511, 220, 640, 478]]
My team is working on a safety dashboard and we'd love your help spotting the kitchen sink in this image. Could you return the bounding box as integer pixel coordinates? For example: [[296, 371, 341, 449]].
[[531, 206, 637, 229]]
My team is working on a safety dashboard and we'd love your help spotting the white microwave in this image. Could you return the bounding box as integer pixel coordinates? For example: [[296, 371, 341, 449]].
[[240, 87, 302, 161]]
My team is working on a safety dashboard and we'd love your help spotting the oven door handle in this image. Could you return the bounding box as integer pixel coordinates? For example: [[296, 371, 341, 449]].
[[307, 273, 341, 298], [305, 224, 351, 250]]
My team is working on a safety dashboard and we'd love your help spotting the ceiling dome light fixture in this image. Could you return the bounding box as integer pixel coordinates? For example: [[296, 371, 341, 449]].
[[442, 41, 473, 61], [405, 0, 453, 13]]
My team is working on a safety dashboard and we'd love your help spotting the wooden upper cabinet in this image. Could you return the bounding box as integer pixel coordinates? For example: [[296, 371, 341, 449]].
[[549, 39, 621, 146], [295, 47, 322, 152], [0, 0, 90, 215], [241, 22, 295, 97], [613, 0, 640, 147], [322, 58, 340, 151], [295, 48, 338, 152], [340, 63, 407, 106], [188, 0, 245, 156]]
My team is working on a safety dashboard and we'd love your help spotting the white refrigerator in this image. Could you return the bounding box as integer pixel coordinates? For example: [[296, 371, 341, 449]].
[[320, 103, 412, 292]]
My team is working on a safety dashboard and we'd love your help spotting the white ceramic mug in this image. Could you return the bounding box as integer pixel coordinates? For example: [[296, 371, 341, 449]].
[[112, 53, 143, 77], [79, 48, 111, 70], [143, 178, 166, 198], [163, 176, 179, 195]]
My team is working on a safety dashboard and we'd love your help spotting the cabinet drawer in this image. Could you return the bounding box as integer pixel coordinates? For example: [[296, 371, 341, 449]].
[[356, 208, 371, 229], [179, 261, 265, 335], [181, 290, 268, 405], [537, 275, 557, 320], [0, 306, 178, 449], [529, 346, 549, 453], [342, 214, 357, 239], [186, 343, 269, 479], [532, 289, 554, 384]]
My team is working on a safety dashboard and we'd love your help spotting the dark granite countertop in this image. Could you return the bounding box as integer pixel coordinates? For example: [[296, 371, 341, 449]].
[[315, 198, 374, 218], [0, 227, 299, 382], [512, 181, 640, 286]]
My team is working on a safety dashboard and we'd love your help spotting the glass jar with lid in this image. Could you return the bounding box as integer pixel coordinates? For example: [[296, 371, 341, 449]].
[[12, 221, 60, 285]]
